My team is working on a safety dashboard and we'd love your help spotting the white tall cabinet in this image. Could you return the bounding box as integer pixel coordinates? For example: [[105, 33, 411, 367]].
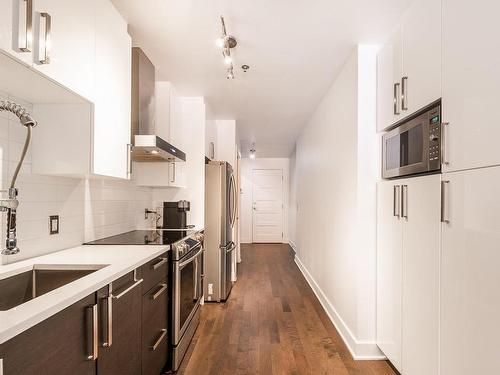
[[377, 0, 441, 131], [440, 166, 500, 375], [441, 0, 500, 172], [377, 174, 440, 375], [0, 0, 35, 65]]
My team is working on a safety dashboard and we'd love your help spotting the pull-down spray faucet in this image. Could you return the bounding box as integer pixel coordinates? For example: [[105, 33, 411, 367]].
[[0, 101, 37, 255]]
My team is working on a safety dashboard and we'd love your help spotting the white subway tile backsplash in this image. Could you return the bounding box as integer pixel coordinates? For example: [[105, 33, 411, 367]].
[[0, 93, 154, 264]]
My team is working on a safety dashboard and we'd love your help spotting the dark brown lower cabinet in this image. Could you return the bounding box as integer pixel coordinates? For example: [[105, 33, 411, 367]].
[[97, 270, 143, 375], [0, 293, 97, 375], [142, 279, 169, 375]]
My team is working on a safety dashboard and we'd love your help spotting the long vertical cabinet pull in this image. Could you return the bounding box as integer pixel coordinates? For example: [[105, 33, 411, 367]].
[[18, 0, 33, 52], [401, 184, 408, 219], [441, 122, 450, 166], [126, 143, 132, 178], [37, 12, 51, 64], [393, 83, 401, 115], [441, 180, 450, 223], [401, 76, 408, 111], [103, 287, 113, 347], [86, 304, 99, 360], [393, 185, 401, 218], [170, 162, 176, 183]]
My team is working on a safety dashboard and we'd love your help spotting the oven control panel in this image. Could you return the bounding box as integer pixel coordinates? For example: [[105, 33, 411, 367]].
[[428, 111, 441, 169]]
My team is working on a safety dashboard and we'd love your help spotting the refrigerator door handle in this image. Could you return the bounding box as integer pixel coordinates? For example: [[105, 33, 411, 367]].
[[229, 174, 237, 228]]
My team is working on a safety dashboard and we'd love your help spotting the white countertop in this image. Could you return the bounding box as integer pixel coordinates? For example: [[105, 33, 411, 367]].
[[0, 244, 170, 344]]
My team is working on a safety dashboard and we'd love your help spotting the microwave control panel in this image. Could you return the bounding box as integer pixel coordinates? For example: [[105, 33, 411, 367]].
[[428, 110, 441, 169]]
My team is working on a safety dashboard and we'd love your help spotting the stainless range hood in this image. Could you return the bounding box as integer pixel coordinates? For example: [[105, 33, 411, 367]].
[[131, 47, 186, 162]]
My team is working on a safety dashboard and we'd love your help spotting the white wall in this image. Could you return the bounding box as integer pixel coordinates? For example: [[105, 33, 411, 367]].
[[152, 97, 205, 229], [288, 148, 297, 249], [240, 157, 289, 243], [290, 46, 381, 359], [0, 91, 153, 265]]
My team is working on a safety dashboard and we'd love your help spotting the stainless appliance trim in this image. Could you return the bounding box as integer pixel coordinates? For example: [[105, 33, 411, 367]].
[[382, 103, 441, 179], [223, 241, 236, 254], [229, 173, 237, 228], [19, 0, 33, 52], [172, 305, 200, 371], [179, 245, 203, 269], [173, 245, 203, 344]]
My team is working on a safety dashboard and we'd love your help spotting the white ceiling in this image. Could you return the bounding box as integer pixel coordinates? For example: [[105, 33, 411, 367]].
[[112, 0, 412, 157]]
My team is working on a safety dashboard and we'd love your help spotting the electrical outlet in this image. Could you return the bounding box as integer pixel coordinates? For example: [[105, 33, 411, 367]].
[[208, 283, 213, 295], [49, 215, 59, 235]]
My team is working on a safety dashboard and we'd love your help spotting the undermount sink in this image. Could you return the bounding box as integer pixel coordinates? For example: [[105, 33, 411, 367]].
[[0, 264, 107, 311]]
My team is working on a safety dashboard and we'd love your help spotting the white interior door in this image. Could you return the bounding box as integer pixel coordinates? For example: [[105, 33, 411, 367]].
[[252, 169, 283, 243]]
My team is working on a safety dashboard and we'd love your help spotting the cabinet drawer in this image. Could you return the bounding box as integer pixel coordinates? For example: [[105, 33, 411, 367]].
[[141, 252, 169, 293], [142, 279, 169, 375]]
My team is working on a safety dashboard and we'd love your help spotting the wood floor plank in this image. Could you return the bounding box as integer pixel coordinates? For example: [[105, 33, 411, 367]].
[[176, 244, 396, 375]]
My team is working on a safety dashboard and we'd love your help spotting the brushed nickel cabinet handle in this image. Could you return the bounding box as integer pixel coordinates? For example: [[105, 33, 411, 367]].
[[441, 180, 450, 223], [38, 12, 51, 64], [86, 304, 98, 360], [393, 185, 401, 218], [126, 143, 132, 178], [151, 283, 168, 300], [441, 122, 450, 166], [401, 76, 408, 111], [102, 294, 113, 347], [18, 0, 33, 52], [401, 184, 408, 219], [151, 257, 167, 270], [112, 270, 143, 299], [149, 329, 167, 351], [393, 82, 401, 115]]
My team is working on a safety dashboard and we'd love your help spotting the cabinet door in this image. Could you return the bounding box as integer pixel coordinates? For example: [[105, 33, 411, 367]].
[[377, 26, 403, 132], [442, 0, 500, 172], [0, 293, 97, 375], [0, 0, 34, 65], [376, 180, 403, 372], [97, 271, 142, 375], [402, 174, 440, 375], [92, 0, 131, 179], [401, 0, 441, 115], [32, 0, 95, 100], [440, 167, 500, 374]]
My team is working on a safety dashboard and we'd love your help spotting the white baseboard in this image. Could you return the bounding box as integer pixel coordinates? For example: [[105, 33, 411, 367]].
[[288, 240, 297, 253], [294, 255, 386, 360]]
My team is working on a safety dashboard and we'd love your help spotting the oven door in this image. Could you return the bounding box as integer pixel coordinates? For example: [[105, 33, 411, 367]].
[[382, 111, 430, 179], [173, 244, 203, 344]]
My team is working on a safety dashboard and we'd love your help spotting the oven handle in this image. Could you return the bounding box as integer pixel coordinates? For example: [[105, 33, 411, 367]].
[[178, 246, 203, 269]]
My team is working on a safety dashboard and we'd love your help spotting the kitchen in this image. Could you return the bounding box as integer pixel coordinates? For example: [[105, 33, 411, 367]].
[[0, 0, 498, 374]]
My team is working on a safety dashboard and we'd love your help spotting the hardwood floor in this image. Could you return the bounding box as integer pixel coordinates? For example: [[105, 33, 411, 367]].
[[177, 243, 396, 375]]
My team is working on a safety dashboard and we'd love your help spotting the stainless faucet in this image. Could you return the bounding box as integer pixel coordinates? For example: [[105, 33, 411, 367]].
[[0, 101, 37, 255]]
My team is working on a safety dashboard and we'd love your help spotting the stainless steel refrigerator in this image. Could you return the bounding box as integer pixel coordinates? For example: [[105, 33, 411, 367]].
[[204, 160, 237, 302]]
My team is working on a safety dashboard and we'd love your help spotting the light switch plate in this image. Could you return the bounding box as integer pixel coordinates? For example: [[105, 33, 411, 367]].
[[49, 215, 59, 235]]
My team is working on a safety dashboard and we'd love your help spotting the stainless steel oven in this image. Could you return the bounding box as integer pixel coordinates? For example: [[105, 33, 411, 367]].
[[170, 236, 203, 371], [382, 102, 441, 179]]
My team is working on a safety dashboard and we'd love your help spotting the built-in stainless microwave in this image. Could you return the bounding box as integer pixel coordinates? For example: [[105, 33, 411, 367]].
[[382, 102, 441, 179]]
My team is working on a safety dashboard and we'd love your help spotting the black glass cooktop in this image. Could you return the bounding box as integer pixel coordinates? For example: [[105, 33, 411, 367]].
[[85, 230, 195, 246]]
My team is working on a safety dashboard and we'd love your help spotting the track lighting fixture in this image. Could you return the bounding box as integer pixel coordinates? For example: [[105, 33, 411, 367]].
[[217, 16, 237, 79], [249, 143, 256, 159]]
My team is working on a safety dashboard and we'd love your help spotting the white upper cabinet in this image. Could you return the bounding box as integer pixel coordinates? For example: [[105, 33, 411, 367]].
[[377, 26, 402, 132], [442, 0, 500, 172], [440, 166, 500, 374], [31, 0, 95, 101], [92, 0, 131, 179], [0, 0, 35, 65], [400, 0, 441, 116], [205, 120, 217, 160], [377, 0, 441, 132]]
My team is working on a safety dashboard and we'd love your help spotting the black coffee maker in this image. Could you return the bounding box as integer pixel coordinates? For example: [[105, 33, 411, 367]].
[[163, 200, 190, 229]]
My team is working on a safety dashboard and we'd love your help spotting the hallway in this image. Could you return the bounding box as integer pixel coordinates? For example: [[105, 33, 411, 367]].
[[178, 244, 396, 375]]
